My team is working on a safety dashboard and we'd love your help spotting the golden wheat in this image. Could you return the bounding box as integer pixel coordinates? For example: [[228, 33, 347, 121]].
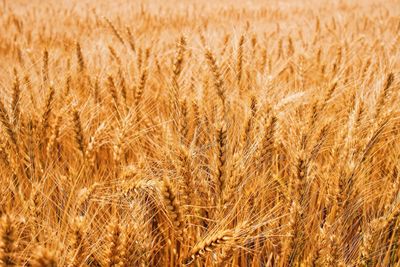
[[0, 0, 399, 266]]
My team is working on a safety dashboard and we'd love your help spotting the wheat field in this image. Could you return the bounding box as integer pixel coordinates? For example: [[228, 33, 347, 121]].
[[0, 0, 399, 266]]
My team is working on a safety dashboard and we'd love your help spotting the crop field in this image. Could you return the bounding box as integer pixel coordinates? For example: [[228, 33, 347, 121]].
[[0, 0, 399, 266]]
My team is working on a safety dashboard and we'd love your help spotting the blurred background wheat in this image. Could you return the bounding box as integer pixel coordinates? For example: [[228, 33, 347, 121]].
[[0, 0, 399, 266]]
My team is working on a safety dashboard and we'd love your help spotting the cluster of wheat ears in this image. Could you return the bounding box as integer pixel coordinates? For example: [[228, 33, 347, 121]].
[[0, 0, 399, 266]]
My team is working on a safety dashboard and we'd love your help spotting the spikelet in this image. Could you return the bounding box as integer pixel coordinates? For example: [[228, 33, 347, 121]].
[[121, 224, 150, 267], [72, 107, 85, 156], [310, 124, 329, 161], [215, 122, 227, 197], [236, 35, 245, 86], [277, 38, 283, 59], [134, 69, 147, 108], [179, 99, 189, 144], [0, 215, 17, 266], [107, 75, 119, 110], [321, 82, 338, 109], [220, 34, 230, 56], [24, 74, 38, 110], [117, 69, 127, 106], [360, 198, 400, 265], [85, 122, 106, 167], [191, 100, 201, 133], [92, 76, 101, 104], [10, 70, 20, 126], [126, 27, 135, 52], [28, 183, 42, 242], [42, 49, 49, 84], [144, 47, 151, 67], [108, 45, 122, 65], [85, 122, 106, 168], [136, 47, 143, 72], [64, 74, 72, 98], [375, 73, 394, 119], [161, 177, 185, 239], [172, 36, 186, 82], [113, 116, 131, 164], [205, 49, 225, 104], [41, 86, 55, 135], [240, 114, 252, 150], [76, 183, 99, 216], [105, 17, 125, 45], [0, 99, 17, 148], [122, 178, 156, 202], [170, 36, 187, 117], [46, 114, 62, 159], [176, 145, 195, 206], [287, 36, 294, 56], [31, 247, 58, 267], [133, 70, 147, 125], [69, 216, 88, 267], [183, 229, 233, 265], [104, 217, 124, 267], [255, 115, 277, 171], [281, 200, 301, 266], [76, 42, 85, 72]]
